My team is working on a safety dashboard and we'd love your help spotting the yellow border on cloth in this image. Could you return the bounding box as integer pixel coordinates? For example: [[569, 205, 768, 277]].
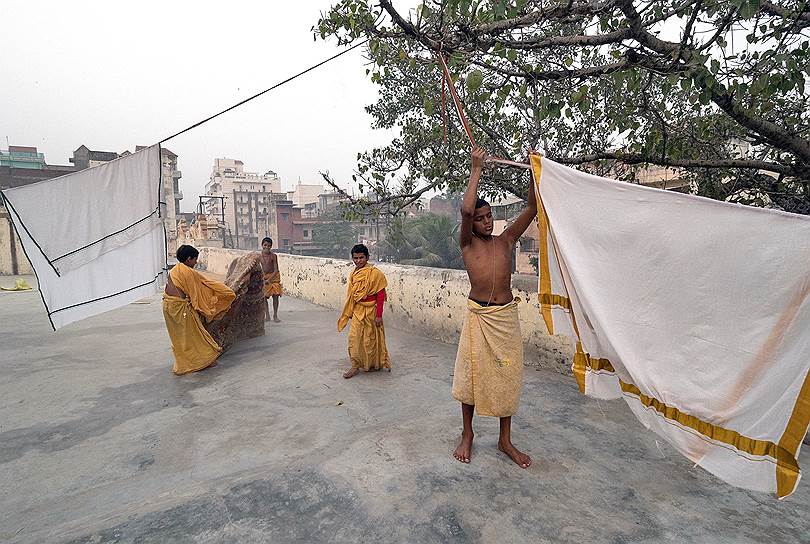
[[531, 153, 810, 498], [539, 293, 572, 309], [531, 154, 554, 337], [577, 346, 803, 498], [777, 368, 810, 497], [532, 154, 585, 390]]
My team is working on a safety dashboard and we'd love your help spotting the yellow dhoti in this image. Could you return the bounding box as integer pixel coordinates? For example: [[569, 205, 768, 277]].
[[163, 295, 222, 375], [452, 299, 524, 417], [163, 263, 235, 375], [263, 271, 282, 297], [338, 265, 390, 372], [346, 301, 390, 371]]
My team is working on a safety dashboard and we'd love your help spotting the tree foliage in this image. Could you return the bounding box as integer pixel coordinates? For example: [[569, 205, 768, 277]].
[[377, 213, 464, 268], [311, 211, 360, 258], [316, 0, 810, 213]]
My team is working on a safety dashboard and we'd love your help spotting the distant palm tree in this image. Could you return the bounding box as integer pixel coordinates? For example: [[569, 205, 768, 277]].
[[378, 213, 463, 269]]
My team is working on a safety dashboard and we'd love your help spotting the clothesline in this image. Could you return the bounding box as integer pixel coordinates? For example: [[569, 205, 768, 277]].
[[159, 40, 369, 144], [159, 38, 531, 170]]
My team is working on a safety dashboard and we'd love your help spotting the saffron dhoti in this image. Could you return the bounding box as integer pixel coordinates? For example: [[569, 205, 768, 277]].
[[263, 271, 282, 297], [163, 294, 222, 375], [452, 299, 524, 417], [163, 263, 235, 375]]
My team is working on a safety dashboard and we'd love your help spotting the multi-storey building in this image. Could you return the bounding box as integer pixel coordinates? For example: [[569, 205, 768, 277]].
[[286, 181, 324, 207], [69, 144, 184, 253], [0, 146, 46, 169], [158, 148, 183, 253], [70, 145, 120, 170], [204, 158, 283, 249], [0, 146, 75, 191], [266, 197, 297, 253]]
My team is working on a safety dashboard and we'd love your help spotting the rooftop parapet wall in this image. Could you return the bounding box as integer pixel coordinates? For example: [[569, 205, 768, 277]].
[[0, 215, 33, 276], [198, 247, 573, 374]]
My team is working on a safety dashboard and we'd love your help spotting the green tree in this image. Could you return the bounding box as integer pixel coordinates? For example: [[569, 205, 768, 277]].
[[316, 0, 810, 213], [528, 254, 539, 275], [377, 213, 464, 268], [312, 211, 359, 258]]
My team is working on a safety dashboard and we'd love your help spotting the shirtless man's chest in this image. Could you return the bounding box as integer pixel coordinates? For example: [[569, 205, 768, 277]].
[[260, 253, 275, 272], [462, 235, 514, 304]]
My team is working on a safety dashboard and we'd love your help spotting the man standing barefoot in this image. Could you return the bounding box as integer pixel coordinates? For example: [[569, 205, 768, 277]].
[[260, 237, 282, 323], [452, 147, 537, 468], [338, 244, 390, 379]]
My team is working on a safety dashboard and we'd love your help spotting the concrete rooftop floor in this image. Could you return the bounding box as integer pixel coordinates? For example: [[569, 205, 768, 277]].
[[1, 279, 809, 544]]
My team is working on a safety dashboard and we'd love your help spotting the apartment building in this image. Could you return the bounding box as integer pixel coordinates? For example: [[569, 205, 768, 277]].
[[204, 158, 283, 249]]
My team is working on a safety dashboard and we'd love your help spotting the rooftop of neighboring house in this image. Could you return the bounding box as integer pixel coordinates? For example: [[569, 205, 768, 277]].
[[70, 145, 119, 163], [7, 145, 38, 154], [133, 145, 177, 158]]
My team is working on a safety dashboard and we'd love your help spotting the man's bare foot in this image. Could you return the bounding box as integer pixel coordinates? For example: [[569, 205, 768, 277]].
[[453, 433, 474, 464], [273, 316, 281, 323], [498, 439, 532, 468], [343, 367, 359, 379]]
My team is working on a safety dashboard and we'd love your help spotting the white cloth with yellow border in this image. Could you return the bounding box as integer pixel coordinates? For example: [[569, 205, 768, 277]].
[[532, 154, 810, 498]]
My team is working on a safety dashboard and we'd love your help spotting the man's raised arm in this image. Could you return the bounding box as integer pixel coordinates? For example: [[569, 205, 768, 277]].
[[503, 172, 538, 246], [460, 147, 487, 248]]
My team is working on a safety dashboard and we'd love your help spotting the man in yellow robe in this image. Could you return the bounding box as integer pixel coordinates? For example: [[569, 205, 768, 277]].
[[338, 244, 390, 379], [163, 245, 236, 375]]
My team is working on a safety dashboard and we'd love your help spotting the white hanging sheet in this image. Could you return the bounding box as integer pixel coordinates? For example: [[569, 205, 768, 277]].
[[2, 144, 162, 274], [2, 144, 166, 329], [532, 154, 810, 498]]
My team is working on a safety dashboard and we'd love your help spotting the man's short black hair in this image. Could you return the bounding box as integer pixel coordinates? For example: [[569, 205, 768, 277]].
[[262, 237, 273, 245], [351, 244, 369, 257], [475, 198, 490, 210], [176, 245, 199, 263]]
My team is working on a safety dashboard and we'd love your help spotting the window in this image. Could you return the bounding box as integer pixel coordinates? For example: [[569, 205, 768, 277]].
[[283, 239, 290, 246], [281, 213, 289, 222], [303, 229, 309, 237]]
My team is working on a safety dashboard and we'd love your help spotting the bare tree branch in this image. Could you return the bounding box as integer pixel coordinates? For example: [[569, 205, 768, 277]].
[[471, 0, 613, 35], [618, 0, 810, 164], [760, 0, 810, 26], [553, 152, 801, 177], [479, 28, 632, 50]]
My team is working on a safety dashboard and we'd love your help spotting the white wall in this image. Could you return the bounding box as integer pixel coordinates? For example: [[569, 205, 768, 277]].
[[198, 247, 574, 374]]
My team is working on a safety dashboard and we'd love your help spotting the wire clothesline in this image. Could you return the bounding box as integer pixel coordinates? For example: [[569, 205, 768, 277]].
[[158, 38, 530, 170], [159, 40, 369, 144]]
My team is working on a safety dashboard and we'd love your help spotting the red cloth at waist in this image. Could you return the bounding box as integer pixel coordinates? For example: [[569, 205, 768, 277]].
[[361, 289, 386, 319]]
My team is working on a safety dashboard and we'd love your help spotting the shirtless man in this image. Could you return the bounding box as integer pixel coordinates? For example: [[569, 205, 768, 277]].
[[260, 237, 282, 322], [452, 147, 537, 468]]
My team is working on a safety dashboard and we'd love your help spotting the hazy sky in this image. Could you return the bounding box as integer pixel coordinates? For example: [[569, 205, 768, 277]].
[[1, 1, 414, 212]]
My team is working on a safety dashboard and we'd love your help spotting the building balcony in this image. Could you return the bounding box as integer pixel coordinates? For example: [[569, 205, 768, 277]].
[[172, 170, 182, 179], [176, 191, 184, 200]]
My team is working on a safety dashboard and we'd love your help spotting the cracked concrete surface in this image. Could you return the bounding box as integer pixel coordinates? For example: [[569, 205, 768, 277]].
[[1, 285, 809, 543]]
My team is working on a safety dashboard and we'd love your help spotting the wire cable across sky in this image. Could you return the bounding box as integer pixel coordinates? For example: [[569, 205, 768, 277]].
[[159, 40, 369, 145]]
